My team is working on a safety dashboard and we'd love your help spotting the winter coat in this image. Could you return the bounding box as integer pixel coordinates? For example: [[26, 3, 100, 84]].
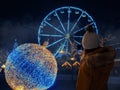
[[76, 46, 116, 90]]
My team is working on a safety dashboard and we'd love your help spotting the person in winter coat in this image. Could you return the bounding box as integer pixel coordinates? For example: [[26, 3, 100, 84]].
[[76, 25, 116, 90]]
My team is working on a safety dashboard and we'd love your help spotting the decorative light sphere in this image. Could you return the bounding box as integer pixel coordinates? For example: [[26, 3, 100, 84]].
[[5, 43, 57, 90]]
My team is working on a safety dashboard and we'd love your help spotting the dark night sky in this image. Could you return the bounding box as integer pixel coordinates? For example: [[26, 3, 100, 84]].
[[0, 0, 120, 50]]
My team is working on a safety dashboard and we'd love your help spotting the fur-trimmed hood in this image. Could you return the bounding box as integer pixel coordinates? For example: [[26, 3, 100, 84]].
[[82, 46, 116, 68]]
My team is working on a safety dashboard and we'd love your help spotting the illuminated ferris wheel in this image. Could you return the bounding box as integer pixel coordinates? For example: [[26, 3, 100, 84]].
[[38, 6, 98, 57]]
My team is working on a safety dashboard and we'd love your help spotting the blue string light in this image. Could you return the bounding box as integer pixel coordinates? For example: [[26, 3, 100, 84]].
[[5, 43, 57, 90]]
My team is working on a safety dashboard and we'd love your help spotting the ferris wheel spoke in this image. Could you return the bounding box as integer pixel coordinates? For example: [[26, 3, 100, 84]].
[[38, 30, 41, 45], [74, 40, 81, 45], [67, 7, 71, 33], [73, 26, 84, 34], [38, 36, 41, 45], [65, 40, 69, 53], [44, 20, 64, 35], [68, 39, 72, 45], [40, 34, 63, 37], [70, 12, 83, 33], [73, 22, 94, 34], [47, 38, 64, 48], [54, 40, 66, 56], [73, 36, 83, 38], [60, 40, 67, 50], [55, 11, 66, 33], [61, 40, 67, 50], [54, 45, 63, 57]]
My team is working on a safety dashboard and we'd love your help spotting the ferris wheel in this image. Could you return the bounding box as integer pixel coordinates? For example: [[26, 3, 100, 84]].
[[38, 6, 98, 57]]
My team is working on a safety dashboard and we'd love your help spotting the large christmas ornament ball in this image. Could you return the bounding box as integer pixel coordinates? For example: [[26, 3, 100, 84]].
[[5, 43, 57, 90]]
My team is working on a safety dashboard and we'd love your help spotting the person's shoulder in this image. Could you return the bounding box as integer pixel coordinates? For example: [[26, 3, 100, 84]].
[[101, 46, 116, 52], [87, 46, 115, 55], [91, 46, 116, 57]]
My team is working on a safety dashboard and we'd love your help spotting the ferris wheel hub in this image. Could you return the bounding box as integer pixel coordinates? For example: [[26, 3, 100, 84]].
[[65, 33, 70, 39]]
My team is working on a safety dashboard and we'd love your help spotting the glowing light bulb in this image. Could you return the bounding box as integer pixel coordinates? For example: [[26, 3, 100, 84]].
[[1, 64, 6, 69]]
